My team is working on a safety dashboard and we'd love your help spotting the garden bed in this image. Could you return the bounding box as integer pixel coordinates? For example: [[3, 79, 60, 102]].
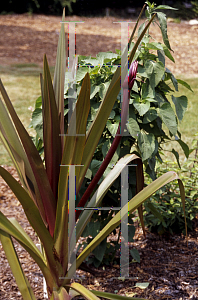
[[0, 14, 198, 300], [0, 166, 198, 299]]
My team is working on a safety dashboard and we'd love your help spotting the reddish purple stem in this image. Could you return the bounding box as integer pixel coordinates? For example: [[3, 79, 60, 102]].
[[76, 60, 138, 220]]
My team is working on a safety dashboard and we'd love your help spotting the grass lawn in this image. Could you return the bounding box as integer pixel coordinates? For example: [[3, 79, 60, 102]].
[[0, 64, 54, 165], [0, 64, 197, 166]]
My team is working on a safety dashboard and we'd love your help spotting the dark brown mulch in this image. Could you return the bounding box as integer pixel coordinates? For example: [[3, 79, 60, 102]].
[[0, 166, 198, 300]]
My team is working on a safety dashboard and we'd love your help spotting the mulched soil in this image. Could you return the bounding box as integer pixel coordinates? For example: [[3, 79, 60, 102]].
[[0, 14, 198, 300]]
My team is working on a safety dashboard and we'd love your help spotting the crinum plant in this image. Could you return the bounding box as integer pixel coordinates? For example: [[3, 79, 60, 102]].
[[0, 7, 187, 300]]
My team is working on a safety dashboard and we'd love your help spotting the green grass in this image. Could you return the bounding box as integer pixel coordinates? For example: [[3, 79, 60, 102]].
[[0, 64, 197, 166], [0, 64, 54, 165], [162, 76, 198, 163]]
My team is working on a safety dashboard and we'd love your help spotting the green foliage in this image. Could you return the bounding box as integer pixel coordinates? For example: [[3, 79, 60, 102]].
[[30, 2, 191, 268], [144, 134, 198, 235], [0, 0, 76, 14], [191, 1, 198, 17]]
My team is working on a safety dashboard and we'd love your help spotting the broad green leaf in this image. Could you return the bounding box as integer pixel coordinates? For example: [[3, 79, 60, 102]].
[[92, 239, 106, 262], [91, 290, 145, 300], [133, 99, 150, 116], [172, 95, 188, 121], [176, 139, 189, 158], [143, 108, 158, 124], [146, 201, 164, 222], [90, 85, 100, 99], [158, 103, 177, 135], [90, 160, 102, 177], [146, 42, 163, 51], [130, 249, 140, 263], [172, 148, 181, 168], [162, 44, 175, 62], [76, 66, 89, 82], [82, 58, 100, 67], [141, 78, 155, 99], [0, 230, 37, 300], [97, 51, 119, 62], [75, 171, 187, 272], [30, 108, 43, 139], [106, 120, 119, 136], [147, 61, 165, 88], [137, 132, 155, 161], [78, 14, 156, 192], [135, 282, 149, 289], [158, 50, 165, 66], [99, 82, 111, 99], [127, 109, 140, 138], [177, 79, 193, 92], [83, 221, 100, 238], [156, 5, 178, 10], [157, 12, 172, 50], [137, 65, 149, 78]]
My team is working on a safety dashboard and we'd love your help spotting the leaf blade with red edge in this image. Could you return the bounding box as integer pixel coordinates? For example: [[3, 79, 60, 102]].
[[42, 55, 62, 199], [0, 79, 56, 236]]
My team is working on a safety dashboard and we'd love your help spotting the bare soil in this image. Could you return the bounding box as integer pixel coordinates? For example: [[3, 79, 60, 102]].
[[0, 14, 198, 300], [0, 14, 198, 76]]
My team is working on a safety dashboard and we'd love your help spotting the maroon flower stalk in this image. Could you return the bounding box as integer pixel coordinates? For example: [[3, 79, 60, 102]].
[[76, 60, 138, 220]]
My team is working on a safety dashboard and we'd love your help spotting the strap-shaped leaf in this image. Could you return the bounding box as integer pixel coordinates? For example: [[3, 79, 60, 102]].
[[75, 171, 187, 270], [76, 154, 141, 241], [54, 72, 90, 272], [0, 99, 46, 219], [67, 283, 100, 300], [42, 55, 62, 199], [53, 9, 66, 143], [91, 290, 145, 300], [0, 166, 53, 250], [51, 286, 70, 300], [0, 230, 37, 300], [0, 79, 56, 236], [0, 215, 59, 288]]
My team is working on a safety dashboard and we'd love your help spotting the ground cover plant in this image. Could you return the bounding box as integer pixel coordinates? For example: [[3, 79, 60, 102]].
[[30, 1, 191, 267], [0, 4, 188, 300]]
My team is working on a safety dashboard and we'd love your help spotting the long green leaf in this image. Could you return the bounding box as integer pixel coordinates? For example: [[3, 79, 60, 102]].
[[53, 9, 66, 144], [42, 55, 62, 199], [54, 72, 90, 272], [67, 283, 100, 300], [0, 166, 53, 254], [0, 79, 56, 236], [135, 159, 146, 237], [75, 171, 186, 270], [0, 214, 58, 290], [91, 290, 146, 300], [0, 99, 46, 220], [0, 230, 37, 300], [76, 154, 141, 241]]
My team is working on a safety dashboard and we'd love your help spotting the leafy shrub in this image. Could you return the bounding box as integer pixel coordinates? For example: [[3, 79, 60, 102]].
[[30, 1, 191, 267], [144, 134, 198, 235]]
